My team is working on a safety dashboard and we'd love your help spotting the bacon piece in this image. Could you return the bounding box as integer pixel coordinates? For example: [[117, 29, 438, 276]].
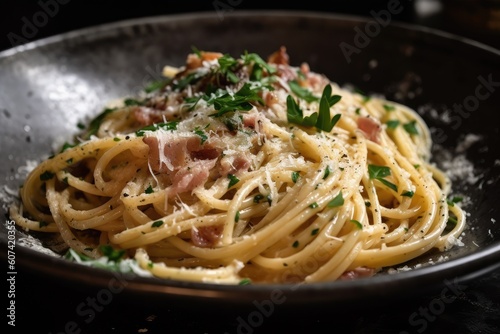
[[357, 116, 382, 143], [267, 46, 289, 65], [186, 51, 223, 70], [143, 134, 221, 174], [263, 91, 279, 107], [143, 135, 203, 174], [169, 159, 217, 195], [191, 224, 224, 248], [220, 154, 251, 176], [143, 133, 223, 197], [133, 107, 165, 126], [339, 267, 376, 280]]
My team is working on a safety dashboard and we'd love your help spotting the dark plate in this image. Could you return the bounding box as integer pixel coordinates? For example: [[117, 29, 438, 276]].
[[1, 11, 500, 310]]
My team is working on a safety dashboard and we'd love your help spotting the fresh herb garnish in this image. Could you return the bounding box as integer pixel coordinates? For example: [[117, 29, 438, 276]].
[[100, 244, 126, 262], [253, 194, 264, 203], [291, 171, 300, 183], [145, 185, 154, 194], [368, 164, 398, 192], [447, 196, 463, 207], [135, 122, 178, 136], [289, 80, 319, 103], [194, 128, 208, 144], [144, 79, 169, 93], [124, 98, 144, 106], [386, 120, 400, 129], [351, 219, 363, 230], [173, 72, 202, 91], [40, 171, 54, 181], [401, 190, 414, 198], [152, 220, 163, 228], [82, 108, 115, 139], [207, 83, 264, 117], [383, 104, 395, 112], [238, 278, 252, 285], [327, 191, 344, 207], [228, 174, 240, 188], [60, 142, 77, 153], [323, 166, 331, 179], [403, 120, 419, 135], [287, 84, 342, 132]]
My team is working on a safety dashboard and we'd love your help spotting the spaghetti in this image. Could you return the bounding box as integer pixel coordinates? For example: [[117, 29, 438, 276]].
[[10, 47, 466, 284]]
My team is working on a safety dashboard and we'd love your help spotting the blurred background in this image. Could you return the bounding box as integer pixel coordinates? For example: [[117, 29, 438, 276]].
[[1, 0, 500, 52]]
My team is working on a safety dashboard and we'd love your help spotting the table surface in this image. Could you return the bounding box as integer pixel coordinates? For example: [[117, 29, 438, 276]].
[[2, 1, 500, 333]]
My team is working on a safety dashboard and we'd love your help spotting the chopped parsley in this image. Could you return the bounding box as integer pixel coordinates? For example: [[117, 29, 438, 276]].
[[228, 174, 240, 188], [327, 191, 344, 207], [401, 190, 414, 198], [323, 166, 331, 179], [152, 220, 164, 228], [287, 84, 342, 132], [81, 108, 115, 139], [291, 171, 300, 183], [207, 83, 264, 117], [368, 164, 398, 192], [60, 142, 77, 153], [403, 120, 419, 135], [145, 185, 154, 194], [385, 120, 400, 129], [124, 98, 144, 106], [135, 122, 178, 137], [351, 219, 363, 230], [383, 104, 395, 112], [238, 278, 252, 285], [40, 171, 54, 181], [144, 79, 169, 93], [194, 128, 208, 144], [253, 194, 264, 203], [289, 80, 319, 103], [447, 196, 463, 207]]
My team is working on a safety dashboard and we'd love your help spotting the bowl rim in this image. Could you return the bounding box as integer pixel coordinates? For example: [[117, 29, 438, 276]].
[[2, 9, 500, 306]]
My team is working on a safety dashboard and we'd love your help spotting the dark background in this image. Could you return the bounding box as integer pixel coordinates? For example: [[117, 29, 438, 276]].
[[2, 1, 500, 334], [1, 0, 500, 52]]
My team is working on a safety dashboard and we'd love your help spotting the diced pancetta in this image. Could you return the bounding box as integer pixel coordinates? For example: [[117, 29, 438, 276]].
[[357, 116, 382, 143]]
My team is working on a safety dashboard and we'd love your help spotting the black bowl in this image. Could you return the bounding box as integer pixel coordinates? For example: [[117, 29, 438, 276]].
[[1, 11, 499, 314]]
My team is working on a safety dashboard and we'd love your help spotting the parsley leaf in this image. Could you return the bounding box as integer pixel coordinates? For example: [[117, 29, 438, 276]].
[[208, 83, 264, 117], [228, 174, 240, 188], [100, 245, 126, 262], [152, 220, 163, 228], [287, 85, 341, 132], [368, 164, 398, 192], [40, 171, 54, 181], [194, 128, 208, 144], [135, 122, 178, 136], [82, 108, 115, 139], [286, 95, 317, 126], [386, 120, 400, 129], [351, 219, 363, 230], [289, 80, 319, 103], [241, 52, 276, 75], [327, 191, 344, 207], [403, 120, 419, 135]]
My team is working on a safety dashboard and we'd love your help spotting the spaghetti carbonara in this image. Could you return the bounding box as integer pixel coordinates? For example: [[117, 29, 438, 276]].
[[10, 47, 466, 284]]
